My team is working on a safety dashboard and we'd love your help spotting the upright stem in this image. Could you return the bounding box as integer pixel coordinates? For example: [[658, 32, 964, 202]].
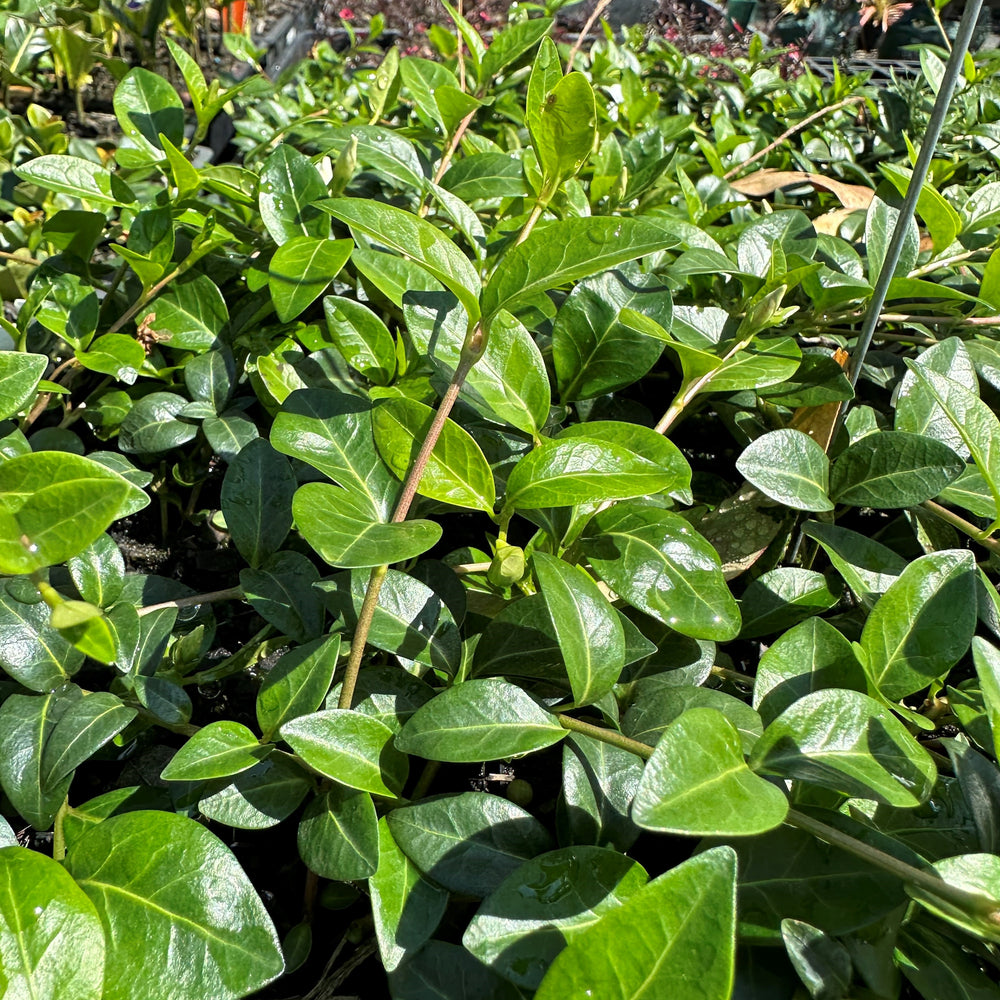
[[52, 796, 69, 862], [338, 339, 484, 709]]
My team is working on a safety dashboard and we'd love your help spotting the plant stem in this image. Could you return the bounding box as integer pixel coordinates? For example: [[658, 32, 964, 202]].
[[0, 249, 43, 266], [908, 247, 979, 278], [107, 265, 184, 335], [723, 96, 866, 181], [515, 196, 549, 247], [564, 0, 613, 73], [880, 312, 1000, 327], [338, 341, 484, 710], [921, 500, 1000, 554], [138, 585, 244, 616], [845, 0, 984, 388], [555, 713, 654, 759], [786, 808, 1000, 924], [52, 796, 69, 862], [410, 759, 441, 801]]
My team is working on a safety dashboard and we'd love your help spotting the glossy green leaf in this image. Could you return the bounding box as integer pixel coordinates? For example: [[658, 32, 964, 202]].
[[15, 154, 133, 205], [387, 792, 553, 897], [161, 721, 270, 781], [535, 847, 737, 1000], [973, 637, 1000, 762], [256, 634, 341, 742], [328, 665, 435, 732], [754, 618, 867, 726], [40, 692, 135, 787], [738, 567, 841, 639], [197, 756, 311, 830], [240, 550, 325, 643], [396, 678, 567, 762], [280, 709, 408, 797], [736, 429, 833, 512], [297, 785, 379, 880], [829, 431, 964, 507], [141, 273, 228, 352], [535, 552, 625, 706], [583, 502, 740, 640], [317, 569, 461, 674], [259, 144, 329, 245], [800, 521, 905, 607], [75, 334, 144, 383], [750, 689, 937, 806], [221, 438, 295, 568], [0, 846, 104, 1000], [860, 548, 976, 700], [270, 388, 399, 520], [480, 15, 552, 80], [269, 236, 352, 322], [119, 391, 199, 454], [781, 919, 852, 1000], [465, 847, 647, 990], [0, 352, 47, 420], [372, 397, 496, 512], [865, 196, 919, 283], [322, 294, 396, 385], [633, 708, 787, 836], [370, 817, 448, 973], [557, 735, 642, 852], [0, 579, 83, 690], [322, 197, 481, 323], [481, 217, 676, 326], [529, 70, 596, 186], [67, 532, 125, 608], [909, 853, 1000, 943], [0, 451, 131, 574], [113, 67, 184, 154], [65, 811, 283, 1000], [471, 594, 564, 683]]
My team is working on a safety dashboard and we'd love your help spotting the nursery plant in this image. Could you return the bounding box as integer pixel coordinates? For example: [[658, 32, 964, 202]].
[[6, 2, 1000, 997]]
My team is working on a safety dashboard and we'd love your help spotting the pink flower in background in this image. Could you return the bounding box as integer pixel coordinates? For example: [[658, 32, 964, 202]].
[[664, 26, 679, 40], [339, 7, 354, 18], [857, 0, 912, 32], [709, 42, 726, 56]]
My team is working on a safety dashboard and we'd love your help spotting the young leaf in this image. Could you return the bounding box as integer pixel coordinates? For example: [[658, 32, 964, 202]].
[[160, 721, 271, 782], [280, 709, 408, 798], [297, 786, 379, 880], [535, 847, 737, 1000], [736, 429, 834, 512], [395, 678, 567, 762], [0, 847, 104, 1000], [583, 502, 740, 640], [528, 71, 597, 188], [322, 295, 396, 385], [40, 692, 135, 788], [258, 144, 330, 245], [534, 552, 625, 706], [65, 811, 284, 1000], [0, 352, 48, 420], [750, 689, 937, 807], [633, 708, 788, 836], [268, 236, 352, 322], [372, 397, 496, 513], [860, 549, 976, 701], [387, 792, 553, 897]]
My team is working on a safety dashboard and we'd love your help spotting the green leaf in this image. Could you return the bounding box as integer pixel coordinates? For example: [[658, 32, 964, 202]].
[[321, 197, 481, 324], [322, 295, 396, 385], [973, 637, 1000, 762], [750, 689, 937, 806], [119, 391, 199, 454], [482, 217, 676, 327], [141, 273, 228, 353], [258, 144, 330, 245], [221, 438, 296, 568], [633, 708, 788, 836], [197, 756, 311, 830], [535, 847, 737, 1000], [256, 633, 341, 743], [0, 691, 76, 829], [0, 846, 104, 1000], [553, 268, 669, 403], [372, 397, 496, 513], [529, 70, 597, 187], [0, 452, 131, 574], [280, 709, 408, 797], [240, 550, 325, 643], [328, 665, 435, 732], [317, 569, 461, 674], [50, 598, 118, 665], [909, 853, 1000, 943], [75, 334, 144, 383], [464, 846, 647, 990], [480, 16, 552, 81], [370, 817, 448, 973], [754, 618, 867, 726], [293, 482, 441, 569], [736, 429, 834, 512], [389, 941, 524, 999], [270, 388, 399, 520], [396, 678, 567, 762], [161, 721, 271, 782], [40, 692, 135, 787], [781, 919, 853, 1000], [0, 352, 47, 420], [441, 153, 529, 201], [583, 502, 740, 640], [860, 548, 976, 700], [269, 236, 353, 322], [297, 785, 379, 880], [829, 432, 964, 507], [65, 811, 284, 1000], [801, 521, 906, 608], [113, 67, 184, 154], [738, 567, 841, 639], [897, 922, 1000, 1000], [865, 196, 919, 284], [387, 791, 553, 897], [67, 532, 125, 607], [0, 579, 83, 690], [15, 154, 134, 205], [535, 552, 625, 706], [504, 437, 677, 510]]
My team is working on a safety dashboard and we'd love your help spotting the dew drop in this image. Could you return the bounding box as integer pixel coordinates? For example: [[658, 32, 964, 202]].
[[669, 616, 678, 624], [713, 615, 722, 623], [34, 906, 43, 916]]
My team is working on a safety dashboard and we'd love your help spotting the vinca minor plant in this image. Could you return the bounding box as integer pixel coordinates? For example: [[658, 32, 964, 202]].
[[6, 2, 1000, 996]]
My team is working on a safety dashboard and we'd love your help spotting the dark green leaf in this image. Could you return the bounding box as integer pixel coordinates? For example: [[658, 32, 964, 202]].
[[40, 692, 135, 787], [256, 634, 341, 742], [240, 550, 325, 643], [297, 786, 378, 879], [161, 721, 271, 782], [197, 756, 311, 830], [739, 568, 841, 639], [389, 941, 523, 1000], [0, 352, 48, 420], [269, 237, 352, 322], [736, 429, 833, 512], [801, 521, 906, 608], [141, 273, 227, 353], [259, 144, 329, 245], [67, 533, 125, 608], [113, 67, 184, 153], [0, 579, 83, 690], [119, 391, 199, 454], [781, 919, 852, 1000]]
